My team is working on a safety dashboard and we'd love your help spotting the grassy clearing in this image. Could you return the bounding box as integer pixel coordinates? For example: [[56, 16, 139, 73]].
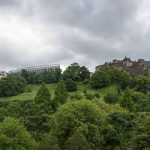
[[0, 84, 57, 101], [0, 83, 118, 102], [77, 83, 118, 99]]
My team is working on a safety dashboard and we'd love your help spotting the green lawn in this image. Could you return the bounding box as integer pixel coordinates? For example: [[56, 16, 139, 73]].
[[0, 83, 118, 102], [77, 83, 118, 99], [0, 84, 57, 101]]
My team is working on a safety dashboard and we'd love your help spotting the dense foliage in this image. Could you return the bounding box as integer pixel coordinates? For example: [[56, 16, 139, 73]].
[[53, 81, 68, 106], [38, 100, 108, 150], [0, 117, 36, 150], [91, 67, 150, 93], [0, 75, 26, 97], [104, 93, 119, 104], [64, 79, 77, 92], [62, 63, 90, 81], [90, 69, 111, 88], [131, 115, 150, 149], [0, 63, 149, 150], [21, 68, 61, 84]]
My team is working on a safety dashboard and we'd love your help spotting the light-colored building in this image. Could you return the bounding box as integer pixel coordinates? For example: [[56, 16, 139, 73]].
[[0, 71, 7, 79], [9, 64, 60, 74]]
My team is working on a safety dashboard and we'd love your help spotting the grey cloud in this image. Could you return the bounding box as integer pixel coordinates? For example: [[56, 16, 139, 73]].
[[38, 0, 140, 38], [0, 0, 149, 71], [0, 0, 18, 6]]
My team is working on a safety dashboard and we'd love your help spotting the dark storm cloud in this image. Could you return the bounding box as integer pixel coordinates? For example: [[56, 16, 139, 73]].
[[0, 0, 149, 71]]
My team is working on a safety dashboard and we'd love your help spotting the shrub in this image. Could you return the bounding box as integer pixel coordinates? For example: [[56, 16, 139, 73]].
[[94, 93, 101, 99], [84, 92, 95, 100], [83, 79, 89, 84], [90, 70, 111, 89], [69, 92, 84, 100], [65, 79, 77, 92], [104, 93, 119, 104], [0, 75, 26, 97]]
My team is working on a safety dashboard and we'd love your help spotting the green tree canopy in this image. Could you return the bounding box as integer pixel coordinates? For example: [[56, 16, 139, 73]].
[[43, 100, 108, 150], [135, 76, 150, 93], [0, 117, 36, 150], [54, 80, 68, 106], [104, 93, 119, 104], [34, 83, 51, 104], [90, 70, 111, 88], [64, 79, 77, 92], [131, 115, 150, 150], [119, 88, 135, 112], [0, 75, 26, 97], [63, 63, 90, 81]]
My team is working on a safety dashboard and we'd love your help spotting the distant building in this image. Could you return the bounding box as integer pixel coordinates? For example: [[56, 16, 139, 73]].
[[9, 64, 60, 74], [96, 57, 150, 76], [0, 71, 7, 79]]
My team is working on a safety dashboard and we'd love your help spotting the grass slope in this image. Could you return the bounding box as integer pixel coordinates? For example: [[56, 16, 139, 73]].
[[77, 83, 118, 99], [0, 83, 118, 102]]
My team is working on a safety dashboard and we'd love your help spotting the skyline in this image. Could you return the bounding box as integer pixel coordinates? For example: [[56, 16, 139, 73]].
[[1, 56, 149, 73], [0, 0, 150, 71]]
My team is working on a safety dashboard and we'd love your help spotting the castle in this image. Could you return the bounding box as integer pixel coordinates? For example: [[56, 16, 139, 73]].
[[96, 57, 150, 76]]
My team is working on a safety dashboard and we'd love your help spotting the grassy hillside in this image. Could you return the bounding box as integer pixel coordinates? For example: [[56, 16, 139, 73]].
[[0, 83, 118, 101]]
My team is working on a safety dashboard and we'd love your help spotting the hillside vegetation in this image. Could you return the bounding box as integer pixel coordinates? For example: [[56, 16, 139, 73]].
[[0, 83, 117, 101], [0, 63, 150, 150]]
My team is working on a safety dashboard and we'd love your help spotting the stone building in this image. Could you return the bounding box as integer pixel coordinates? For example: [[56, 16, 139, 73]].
[[9, 64, 60, 74], [96, 57, 150, 76]]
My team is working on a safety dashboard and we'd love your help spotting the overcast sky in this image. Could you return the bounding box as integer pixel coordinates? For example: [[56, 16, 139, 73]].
[[0, 0, 150, 71]]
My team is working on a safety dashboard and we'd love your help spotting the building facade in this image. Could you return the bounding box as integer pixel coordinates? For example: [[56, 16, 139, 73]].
[[96, 57, 150, 76], [9, 64, 60, 74]]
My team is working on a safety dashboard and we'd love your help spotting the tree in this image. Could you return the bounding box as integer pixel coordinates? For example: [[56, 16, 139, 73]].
[[131, 115, 150, 150], [94, 93, 101, 100], [65, 79, 77, 92], [7, 101, 22, 118], [34, 83, 51, 104], [0, 117, 36, 150], [135, 76, 150, 93], [0, 75, 26, 97], [131, 92, 150, 112], [64, 132, 90, 150], [90, 70, 111, 89], [63, 63, 81, 81], [84, 92, 95, 100], [106, 112, 136, 149], [37, 134, 60, 150], [21, 68, 61, 84], [21, 69, 30, 83], [54, 81, 68, 106], [119, 88, 135, 112], [22, 102, 52, 140], [104, 93, 119, 104], [62, 63, 90, 82], [120, 71, 132, 90], [22, 84, 53, 140], [79, 66, 90, 81], [0, 108, 8, 122], [44, 100, 108, 150]]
